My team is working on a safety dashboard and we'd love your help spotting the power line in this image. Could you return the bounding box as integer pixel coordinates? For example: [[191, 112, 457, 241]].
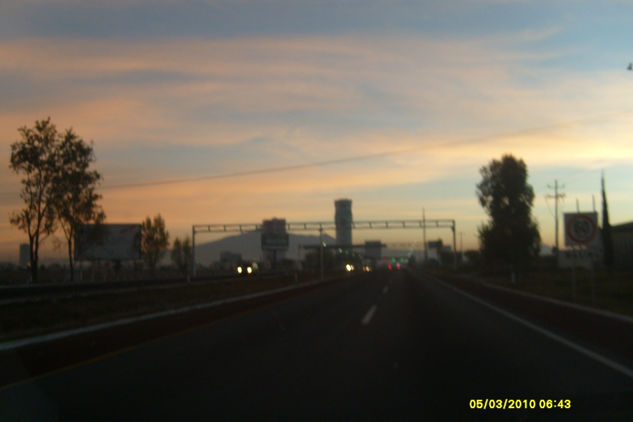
[[1, 110, 632, 196], [100, 149, 419, 190], [83, 109, 633, 190]]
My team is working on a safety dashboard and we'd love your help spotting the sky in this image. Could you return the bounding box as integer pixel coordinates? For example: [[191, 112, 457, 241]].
[[1, 0, 633, 262]]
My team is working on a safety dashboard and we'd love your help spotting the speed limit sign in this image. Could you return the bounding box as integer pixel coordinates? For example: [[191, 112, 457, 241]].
[[564, 212, 599, 248]]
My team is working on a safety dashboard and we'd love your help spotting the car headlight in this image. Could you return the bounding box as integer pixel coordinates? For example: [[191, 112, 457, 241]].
[[237, 266, 243, 274]]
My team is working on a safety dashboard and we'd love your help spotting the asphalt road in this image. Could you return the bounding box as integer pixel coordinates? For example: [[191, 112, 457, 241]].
[[1, 270, 632, 421]]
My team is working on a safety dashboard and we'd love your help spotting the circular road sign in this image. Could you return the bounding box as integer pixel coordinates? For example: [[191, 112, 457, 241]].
[[566, 214, 597, 245]]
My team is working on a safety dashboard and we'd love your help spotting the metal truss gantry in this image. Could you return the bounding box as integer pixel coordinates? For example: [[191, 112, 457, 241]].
[[191, 219, 457, 276]]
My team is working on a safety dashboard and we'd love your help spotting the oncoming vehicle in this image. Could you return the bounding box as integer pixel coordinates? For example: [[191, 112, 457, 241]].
[[344, 263, 371, 272], [235, 262, 258, 276]]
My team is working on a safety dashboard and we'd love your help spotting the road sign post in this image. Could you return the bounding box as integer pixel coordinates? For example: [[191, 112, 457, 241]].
[[563, 212, 600, 301], [564, 212, 599, 248]]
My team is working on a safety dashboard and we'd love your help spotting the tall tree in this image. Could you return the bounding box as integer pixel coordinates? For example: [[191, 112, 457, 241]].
[[52, 128, 105, 281], [476, 154, 540, 271], [9, 118, 58, 283], [171, 236, 192, 277], [601, 172, 614, 270], [140, 214, 170, 275]]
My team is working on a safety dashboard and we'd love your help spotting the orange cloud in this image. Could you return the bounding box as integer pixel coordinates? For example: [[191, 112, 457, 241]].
[[2, 33, 633, 258]]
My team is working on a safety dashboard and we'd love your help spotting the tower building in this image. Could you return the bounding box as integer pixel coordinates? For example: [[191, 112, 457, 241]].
[[334, 198, 352, 250]]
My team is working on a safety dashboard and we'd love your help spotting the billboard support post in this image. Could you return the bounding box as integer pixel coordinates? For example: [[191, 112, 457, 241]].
[[192, 225, 196, 278]]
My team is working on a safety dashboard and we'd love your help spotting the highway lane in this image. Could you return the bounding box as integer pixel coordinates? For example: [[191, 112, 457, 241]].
[[1, 270, 632, 421]]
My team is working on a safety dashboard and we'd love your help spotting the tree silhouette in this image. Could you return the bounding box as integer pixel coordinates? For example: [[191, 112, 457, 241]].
[[476, 154, 540, 271], [171, 236, 192, 277], [52, 128, 105, 281], [9, 118, 58, 283], [140, 214, 170, 275]]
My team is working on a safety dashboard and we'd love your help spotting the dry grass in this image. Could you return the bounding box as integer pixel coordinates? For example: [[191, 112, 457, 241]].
[[486, 269, 633, 317], [0, 273, 323, 342], [428, 267, 633, 318]]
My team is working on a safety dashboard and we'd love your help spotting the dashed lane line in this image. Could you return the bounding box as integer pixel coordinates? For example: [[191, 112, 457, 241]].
[[362, 305, 377, 325]]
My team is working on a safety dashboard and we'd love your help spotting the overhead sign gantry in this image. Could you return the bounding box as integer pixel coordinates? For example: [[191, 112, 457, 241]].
[[191, 219, 457, 276]]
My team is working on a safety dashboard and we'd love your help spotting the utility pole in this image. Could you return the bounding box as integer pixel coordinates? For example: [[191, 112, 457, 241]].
[[452, 221, 457, 270], [191, 225, 196, 278], [546, 180, 565, 258], [319, 227, 324, 281], [422, 208, 428, 264]]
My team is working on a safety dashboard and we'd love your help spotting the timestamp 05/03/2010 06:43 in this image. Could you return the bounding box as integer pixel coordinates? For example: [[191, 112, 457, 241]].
[[469, 398, 572, 410]]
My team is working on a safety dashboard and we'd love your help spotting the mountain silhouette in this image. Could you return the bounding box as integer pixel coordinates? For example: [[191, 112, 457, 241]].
[[192, 231, 337, 265]]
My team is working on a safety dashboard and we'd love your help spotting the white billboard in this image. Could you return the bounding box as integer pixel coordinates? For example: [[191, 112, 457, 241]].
[[75, 224, 141, 261], [564, 212, 600, 248]]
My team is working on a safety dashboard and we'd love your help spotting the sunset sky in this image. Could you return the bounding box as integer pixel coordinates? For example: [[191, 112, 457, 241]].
[[1, 0, 633, 262]]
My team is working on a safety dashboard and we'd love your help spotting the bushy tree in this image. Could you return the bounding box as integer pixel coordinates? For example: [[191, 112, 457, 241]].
[[10, 118, 59, 283], [140, 214, 170, 274], [52, 128, 105, 281], [171, 236, 192, 277], [9, 118, 106, 283], [476, 155, 540, 271]]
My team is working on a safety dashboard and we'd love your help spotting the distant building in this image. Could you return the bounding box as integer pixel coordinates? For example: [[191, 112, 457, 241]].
[[364, 241, 382, 260], [19, 243, 29, 268], [335, 199, 352, 251], [612, 221, 633, 269], [262, 218, 288, 265]]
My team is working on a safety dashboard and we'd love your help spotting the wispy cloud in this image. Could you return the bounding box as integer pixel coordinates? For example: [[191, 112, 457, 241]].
[[2, 33, 632, 193], [2, 17, 633, 258]]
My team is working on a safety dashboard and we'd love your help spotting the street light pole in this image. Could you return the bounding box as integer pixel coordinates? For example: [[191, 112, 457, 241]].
[[319, 227, 324, 281]]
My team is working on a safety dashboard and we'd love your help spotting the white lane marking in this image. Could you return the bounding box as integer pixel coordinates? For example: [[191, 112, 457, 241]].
[[382, 286, 389, 294], [362, 305, 377, 325], [428, 275, 633, 380]]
